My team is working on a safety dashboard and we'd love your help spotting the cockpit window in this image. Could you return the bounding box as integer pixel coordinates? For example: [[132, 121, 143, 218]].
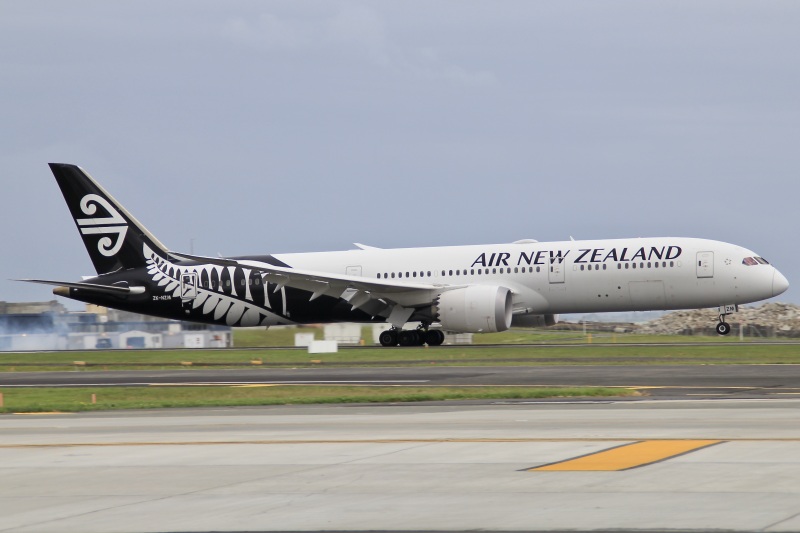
[[743, 256, 769, 266]]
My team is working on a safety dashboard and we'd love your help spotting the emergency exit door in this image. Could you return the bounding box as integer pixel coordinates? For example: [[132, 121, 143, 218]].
[[549, 261, 565, 283], [181, 272, 198, 302]]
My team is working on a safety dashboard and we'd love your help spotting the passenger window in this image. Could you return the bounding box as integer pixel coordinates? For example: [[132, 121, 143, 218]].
[[632, 263, 636, 269], [492, 268, 497, 274], [413, 272, 417, 277], [580, 265, 584, 271], [670, 261, 674, 267], [427, 271, 431, 277], [449, 270, 453, 276]]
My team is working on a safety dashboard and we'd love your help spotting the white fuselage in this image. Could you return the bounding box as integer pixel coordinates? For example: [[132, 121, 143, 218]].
[[274, 237, 786, 316]]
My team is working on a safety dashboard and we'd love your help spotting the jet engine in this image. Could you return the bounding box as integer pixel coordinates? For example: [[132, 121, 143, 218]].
[[436, 285, 512, 333]]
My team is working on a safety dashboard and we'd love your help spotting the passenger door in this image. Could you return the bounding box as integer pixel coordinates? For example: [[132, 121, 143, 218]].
[[696, 251, 714, 278]]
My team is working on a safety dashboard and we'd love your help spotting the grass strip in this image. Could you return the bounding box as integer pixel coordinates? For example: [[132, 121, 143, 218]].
[[234, 327, 797, 347], [2, 343, 800, 371], [0, 385, 635, 413]]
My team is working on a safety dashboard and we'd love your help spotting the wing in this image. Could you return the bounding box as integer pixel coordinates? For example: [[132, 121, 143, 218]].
[[169, 252, 456, 322]]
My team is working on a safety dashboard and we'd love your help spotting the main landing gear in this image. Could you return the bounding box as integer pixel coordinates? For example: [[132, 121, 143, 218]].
[[378, 325, 446, 347]]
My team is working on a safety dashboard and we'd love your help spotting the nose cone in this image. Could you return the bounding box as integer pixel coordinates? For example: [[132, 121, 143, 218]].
[[773, 269, 790, 297]]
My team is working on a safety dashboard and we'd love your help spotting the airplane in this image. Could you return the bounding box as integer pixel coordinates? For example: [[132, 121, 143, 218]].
[[20, 163, 789, 346]]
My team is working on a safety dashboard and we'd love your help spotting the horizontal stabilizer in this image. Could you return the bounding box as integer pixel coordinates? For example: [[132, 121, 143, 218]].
[[16, 279, 146, 296]]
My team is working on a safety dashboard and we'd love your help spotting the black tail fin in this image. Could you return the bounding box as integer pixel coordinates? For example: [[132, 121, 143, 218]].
[[49, 163, 170, 275]]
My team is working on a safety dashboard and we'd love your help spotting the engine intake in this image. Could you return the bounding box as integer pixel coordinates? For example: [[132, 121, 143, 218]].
[[436, 285, 512, 333]]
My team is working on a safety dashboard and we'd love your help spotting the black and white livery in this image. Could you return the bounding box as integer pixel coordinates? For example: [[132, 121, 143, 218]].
[[21, 164, 789, 346]]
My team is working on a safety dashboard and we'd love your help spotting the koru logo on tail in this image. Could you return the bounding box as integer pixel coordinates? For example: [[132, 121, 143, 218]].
[[76, 194, 128, 257]]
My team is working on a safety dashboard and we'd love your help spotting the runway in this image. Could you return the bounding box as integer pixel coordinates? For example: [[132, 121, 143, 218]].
[[3, 364, 800, 399], [2, 399, 800, 532], [4, 364, 800, 531]]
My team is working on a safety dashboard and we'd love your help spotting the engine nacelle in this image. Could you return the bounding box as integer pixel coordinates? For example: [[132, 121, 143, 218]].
[[436, 285, 512, 333], [510, 313, 559, 328]]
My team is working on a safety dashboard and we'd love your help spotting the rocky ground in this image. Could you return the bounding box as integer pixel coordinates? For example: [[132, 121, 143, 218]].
[[635, 302, 800, 337]]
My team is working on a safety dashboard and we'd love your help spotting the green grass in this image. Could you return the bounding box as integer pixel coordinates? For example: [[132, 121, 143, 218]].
[[0, 385, 635, 413], [233, 326, 795, 347], [470, 330, 789, 344], [2, 342, 800, 371], [233, 326, 323, 347]]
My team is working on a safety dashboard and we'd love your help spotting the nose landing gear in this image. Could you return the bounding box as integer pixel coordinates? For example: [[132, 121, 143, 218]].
[[716, 304, 737, 336], [715, 318, 731, 336]]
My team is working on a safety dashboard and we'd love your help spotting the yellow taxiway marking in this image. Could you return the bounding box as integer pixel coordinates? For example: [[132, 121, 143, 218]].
[[12, 412, 71, 416], [530, 439, 722, 471]]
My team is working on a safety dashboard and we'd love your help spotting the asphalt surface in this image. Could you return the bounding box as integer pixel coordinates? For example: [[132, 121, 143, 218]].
[[3, 364, 800, 399], [4, 400, 800, 532]]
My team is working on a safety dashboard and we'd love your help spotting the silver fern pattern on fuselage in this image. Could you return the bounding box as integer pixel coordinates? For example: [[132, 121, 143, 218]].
[[143, 244, 290, 327]]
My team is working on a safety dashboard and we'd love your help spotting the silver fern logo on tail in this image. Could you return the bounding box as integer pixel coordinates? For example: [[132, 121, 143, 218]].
[[76, 194, 128, 257]]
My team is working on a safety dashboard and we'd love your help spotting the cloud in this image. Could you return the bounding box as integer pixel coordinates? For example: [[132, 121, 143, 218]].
[[219, 4, 496, 87], [221, 12, 311, 50]]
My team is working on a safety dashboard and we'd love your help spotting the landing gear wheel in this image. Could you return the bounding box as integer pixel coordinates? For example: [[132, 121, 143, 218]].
[[425, 330, 446, 346], [716, 321, 731, 336], [398, 330, 420, 346], [379, 329, 398, 347]]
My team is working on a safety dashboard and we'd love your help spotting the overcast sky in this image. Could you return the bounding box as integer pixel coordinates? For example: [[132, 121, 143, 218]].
[[1, 1, 798, 309]]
